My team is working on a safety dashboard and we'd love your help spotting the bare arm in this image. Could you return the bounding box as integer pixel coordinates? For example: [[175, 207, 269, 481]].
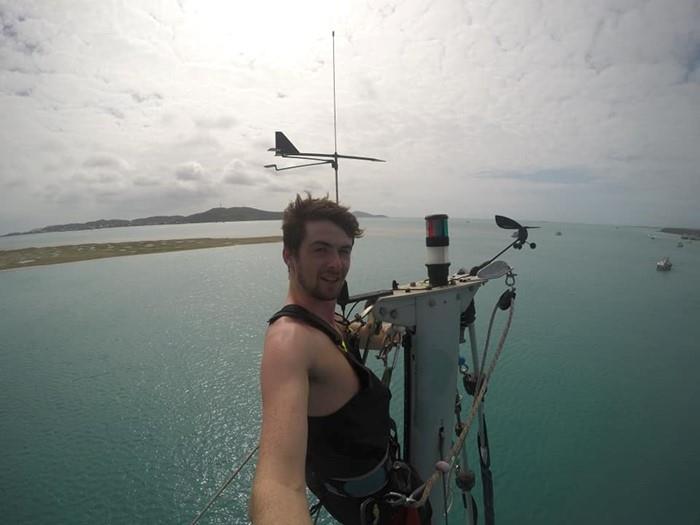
[[250, 323, 313, 525]]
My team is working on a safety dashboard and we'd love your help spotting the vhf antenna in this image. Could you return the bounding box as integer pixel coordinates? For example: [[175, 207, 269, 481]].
[[265, 31, 385, 203], [332, 29, 338, 201]]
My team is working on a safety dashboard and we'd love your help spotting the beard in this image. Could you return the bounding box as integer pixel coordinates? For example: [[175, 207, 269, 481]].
[[297, 271, 345, 301]]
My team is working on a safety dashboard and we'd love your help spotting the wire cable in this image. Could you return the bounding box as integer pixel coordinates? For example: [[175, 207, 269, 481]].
[[190, 445, 259, 525]]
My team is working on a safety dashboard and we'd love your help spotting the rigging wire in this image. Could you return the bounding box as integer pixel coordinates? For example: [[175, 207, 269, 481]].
[[190, 444, 259, 525]]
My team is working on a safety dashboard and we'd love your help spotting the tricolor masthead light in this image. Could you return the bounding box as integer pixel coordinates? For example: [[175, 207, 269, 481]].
[[425, 214, 450, 286]]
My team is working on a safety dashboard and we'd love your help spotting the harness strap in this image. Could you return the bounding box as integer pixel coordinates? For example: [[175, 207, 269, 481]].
[[323, 448, 393, 498], [269, 304, 358, 358], [269, 304, 341, 344], [323, 421, 405, 500]]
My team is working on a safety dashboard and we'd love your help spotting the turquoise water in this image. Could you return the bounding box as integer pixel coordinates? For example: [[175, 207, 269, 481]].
[[1, 218, 699, 524]]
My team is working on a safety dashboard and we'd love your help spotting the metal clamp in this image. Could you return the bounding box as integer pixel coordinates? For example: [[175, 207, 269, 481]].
[[383, 491, 410, 507]]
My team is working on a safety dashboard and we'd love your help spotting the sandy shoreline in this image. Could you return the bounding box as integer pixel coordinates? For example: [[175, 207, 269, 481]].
[[0, 236, 282, 271]]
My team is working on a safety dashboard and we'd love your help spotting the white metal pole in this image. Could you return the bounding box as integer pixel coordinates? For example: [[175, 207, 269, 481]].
[[374, 281, 482, 518]]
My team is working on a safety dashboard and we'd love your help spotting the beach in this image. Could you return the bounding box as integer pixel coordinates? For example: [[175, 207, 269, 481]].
[[0, 236, 282, 271]]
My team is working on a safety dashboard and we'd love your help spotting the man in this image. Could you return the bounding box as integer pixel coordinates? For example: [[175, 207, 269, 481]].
[[250, 194, 428, 525]]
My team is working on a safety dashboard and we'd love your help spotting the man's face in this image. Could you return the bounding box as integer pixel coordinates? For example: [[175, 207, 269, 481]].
[[286, 220, 353, 301]]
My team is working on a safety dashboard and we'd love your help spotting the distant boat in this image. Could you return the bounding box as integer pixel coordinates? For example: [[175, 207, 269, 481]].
[[656, 257, 672, 271], [677, 242, 684, 248], [555, 231, 562, 236]]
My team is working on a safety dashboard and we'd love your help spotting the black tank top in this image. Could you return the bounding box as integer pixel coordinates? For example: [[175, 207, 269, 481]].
[[268, 304, 392, 479]]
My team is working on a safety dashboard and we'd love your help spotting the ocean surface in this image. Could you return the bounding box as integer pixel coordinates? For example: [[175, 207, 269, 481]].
[[1, 218, 699, 524]]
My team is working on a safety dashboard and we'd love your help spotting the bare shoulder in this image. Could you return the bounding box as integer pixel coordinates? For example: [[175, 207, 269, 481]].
[[263, 317, 321, 372]]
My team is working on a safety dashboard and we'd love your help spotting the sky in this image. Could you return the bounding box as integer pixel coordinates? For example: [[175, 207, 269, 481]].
[[1, 0, 699, 234]]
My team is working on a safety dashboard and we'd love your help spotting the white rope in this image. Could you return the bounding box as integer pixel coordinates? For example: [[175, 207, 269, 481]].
[[406, 299, 515, 509]]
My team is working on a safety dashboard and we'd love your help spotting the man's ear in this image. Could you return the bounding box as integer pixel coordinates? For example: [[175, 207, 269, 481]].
[[282, 247, 293, 270]]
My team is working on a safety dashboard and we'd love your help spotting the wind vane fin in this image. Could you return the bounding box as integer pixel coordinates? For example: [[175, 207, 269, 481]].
[[271, 132, 300, 156], [265, 31, 385, 203]]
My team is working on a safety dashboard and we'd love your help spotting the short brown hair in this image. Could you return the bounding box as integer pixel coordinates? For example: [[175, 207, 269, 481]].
[[282, 193, 363, 254]]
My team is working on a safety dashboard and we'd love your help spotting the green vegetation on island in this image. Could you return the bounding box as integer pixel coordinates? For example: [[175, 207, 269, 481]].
[[660, 227, 700, 239], [0, 236, 282, 271], [3, 207, 386, 237]]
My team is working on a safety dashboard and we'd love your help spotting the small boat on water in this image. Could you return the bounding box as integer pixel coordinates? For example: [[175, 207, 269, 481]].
[[657, 257, 672, 271], [677, 242, 684, 247], [555, 231, 562, 236]]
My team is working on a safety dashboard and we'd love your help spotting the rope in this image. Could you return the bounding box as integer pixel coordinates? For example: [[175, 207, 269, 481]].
[[190, 444, 259, 525], [406, 299, 515, 509], [478, 298, 500, 381]]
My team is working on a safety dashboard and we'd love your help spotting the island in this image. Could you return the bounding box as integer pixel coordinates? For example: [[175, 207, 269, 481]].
[[0, 206, 388, 271], [0, 236, 282, 271], [660, 227, 700, 240], [2, 207, 386, 237]]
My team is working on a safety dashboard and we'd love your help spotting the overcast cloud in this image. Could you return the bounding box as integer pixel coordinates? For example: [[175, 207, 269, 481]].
[[0, 0, 698, 233]]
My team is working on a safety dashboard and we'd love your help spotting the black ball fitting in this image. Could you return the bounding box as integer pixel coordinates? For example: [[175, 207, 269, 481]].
[[498, 289, 516, 311], [456, 469, 476, 492]]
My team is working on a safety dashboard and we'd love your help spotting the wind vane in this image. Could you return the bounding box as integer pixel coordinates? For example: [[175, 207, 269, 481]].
[[265, 31, 385, 203]]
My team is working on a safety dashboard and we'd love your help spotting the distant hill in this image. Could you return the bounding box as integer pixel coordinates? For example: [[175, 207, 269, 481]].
[[660, 227, 700, 237], [3, 207, 387, 236], [354, 211, 387, 218]]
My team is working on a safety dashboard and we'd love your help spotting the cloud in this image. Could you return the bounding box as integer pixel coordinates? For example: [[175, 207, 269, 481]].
[[264, 180, 295, 193], [82, 153, 131, 171], [222, 159, 260, 186], [293, 177, 325, 194], [36, 182, 85, 206], [0, 6, 45, 56], [1, 0, 699, 231], [177, 132, 221, 151], [72, 171, 120, 184], [478, 168, 597, 185], [1, 177, 26, 190], [132, 176, 160, 187], [175, 161, 205, 181], [194, 115, 237, 129], [224, 172, 258, 185], [130, 91, 163, 104], [158, 183, 220, 208], [263, 176, 325, 195], [676, 39, 700, 83], [103, 106, 125, 119]]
